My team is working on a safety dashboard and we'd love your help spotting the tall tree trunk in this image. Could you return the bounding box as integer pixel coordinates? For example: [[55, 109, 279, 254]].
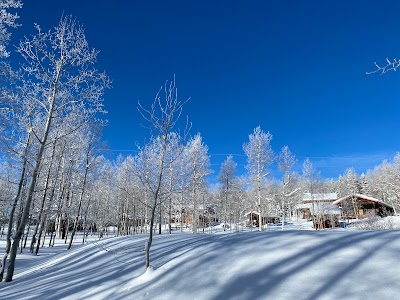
[[168, 162, 174, 234], [168, 200, 172, 234], [158, 203, 162, 235], [30, 163, 52, 253], [31, 135, 61, 253], [68, 151, 90, 250], [0, 133, 31, 282], [145, 142, 167, 270], [82, 192, 92, 243], [6, 136, 49, 281], [64, 217, 70, 244], [35, 217, 46, 255], [192, 186, 197, 234], [145, 201, 157, 269], [258, 184, 262, 231]]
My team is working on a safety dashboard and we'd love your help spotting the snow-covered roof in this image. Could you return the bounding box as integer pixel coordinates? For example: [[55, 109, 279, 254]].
[[303, 193, 338, 202], [333, 194, 394, 209]]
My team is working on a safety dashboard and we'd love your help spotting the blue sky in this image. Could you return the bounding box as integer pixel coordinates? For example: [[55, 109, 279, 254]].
[[13, 1, 400, 181]]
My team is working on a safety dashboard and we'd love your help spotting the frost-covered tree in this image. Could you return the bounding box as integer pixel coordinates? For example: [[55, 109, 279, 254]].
[[0, 0, 22, 58], [277, 146, 299, 229], [278, 146, 295, 182], [67, 127, 104, 250], [336, 168, 361, 198], [92, 159, 119, 237], [137, 77, 189, 270], [185, 133, 210, 234], [0, 162, 15, 233], [243, 126, 274, 231], [218, 155, 237, 228], [3, 15, 110, 282], [302, 158, 320, 194], [115, 155, 141, 236], [163, 133, 184, 234], [368, 57, 400, 74], [302, 158, 327, 227], [216, 156, 246, 231], [336, 168, 363, 219], [359, 173, 370, 195], [366, 154, 400, 213]]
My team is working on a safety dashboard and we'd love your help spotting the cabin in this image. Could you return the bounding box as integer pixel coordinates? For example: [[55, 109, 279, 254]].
[[172, 206, 219, 228], [295, 193, 340, 220], [295, 193, 341, 229], [333, 194, 394, 220], [244, 211, 280, 227]]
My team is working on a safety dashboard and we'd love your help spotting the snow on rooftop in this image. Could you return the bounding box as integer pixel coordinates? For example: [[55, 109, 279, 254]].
[[303, 193, 338, 202], [333, 194, 394, 208]]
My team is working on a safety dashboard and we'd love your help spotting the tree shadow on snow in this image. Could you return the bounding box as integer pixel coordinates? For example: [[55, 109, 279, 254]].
[[211, 230, 400, 300]]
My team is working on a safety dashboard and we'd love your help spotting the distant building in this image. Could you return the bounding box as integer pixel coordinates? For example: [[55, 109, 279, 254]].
[[296, 193, 340, 220], [296, 193, 395, 229], [244, 211, 280, 227], [333, 194, 394, 220], [295, 193, 340, 229]]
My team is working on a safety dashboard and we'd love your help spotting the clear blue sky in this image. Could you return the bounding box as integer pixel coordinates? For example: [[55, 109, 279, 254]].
[[13, 0, 400, 181]]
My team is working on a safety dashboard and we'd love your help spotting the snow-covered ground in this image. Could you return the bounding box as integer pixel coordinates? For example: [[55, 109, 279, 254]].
[[1, 222, 400, 299]]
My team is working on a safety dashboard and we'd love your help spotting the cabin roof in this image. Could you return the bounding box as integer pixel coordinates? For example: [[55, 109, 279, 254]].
[[303, 193, 338, 202], [333, 194, 394, 209]]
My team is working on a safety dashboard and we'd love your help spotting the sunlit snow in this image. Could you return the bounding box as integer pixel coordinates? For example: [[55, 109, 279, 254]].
[[1, 221, 400, 299]]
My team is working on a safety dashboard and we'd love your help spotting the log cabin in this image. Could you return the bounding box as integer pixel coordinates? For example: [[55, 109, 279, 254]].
[[333, 194, 394, 220]]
